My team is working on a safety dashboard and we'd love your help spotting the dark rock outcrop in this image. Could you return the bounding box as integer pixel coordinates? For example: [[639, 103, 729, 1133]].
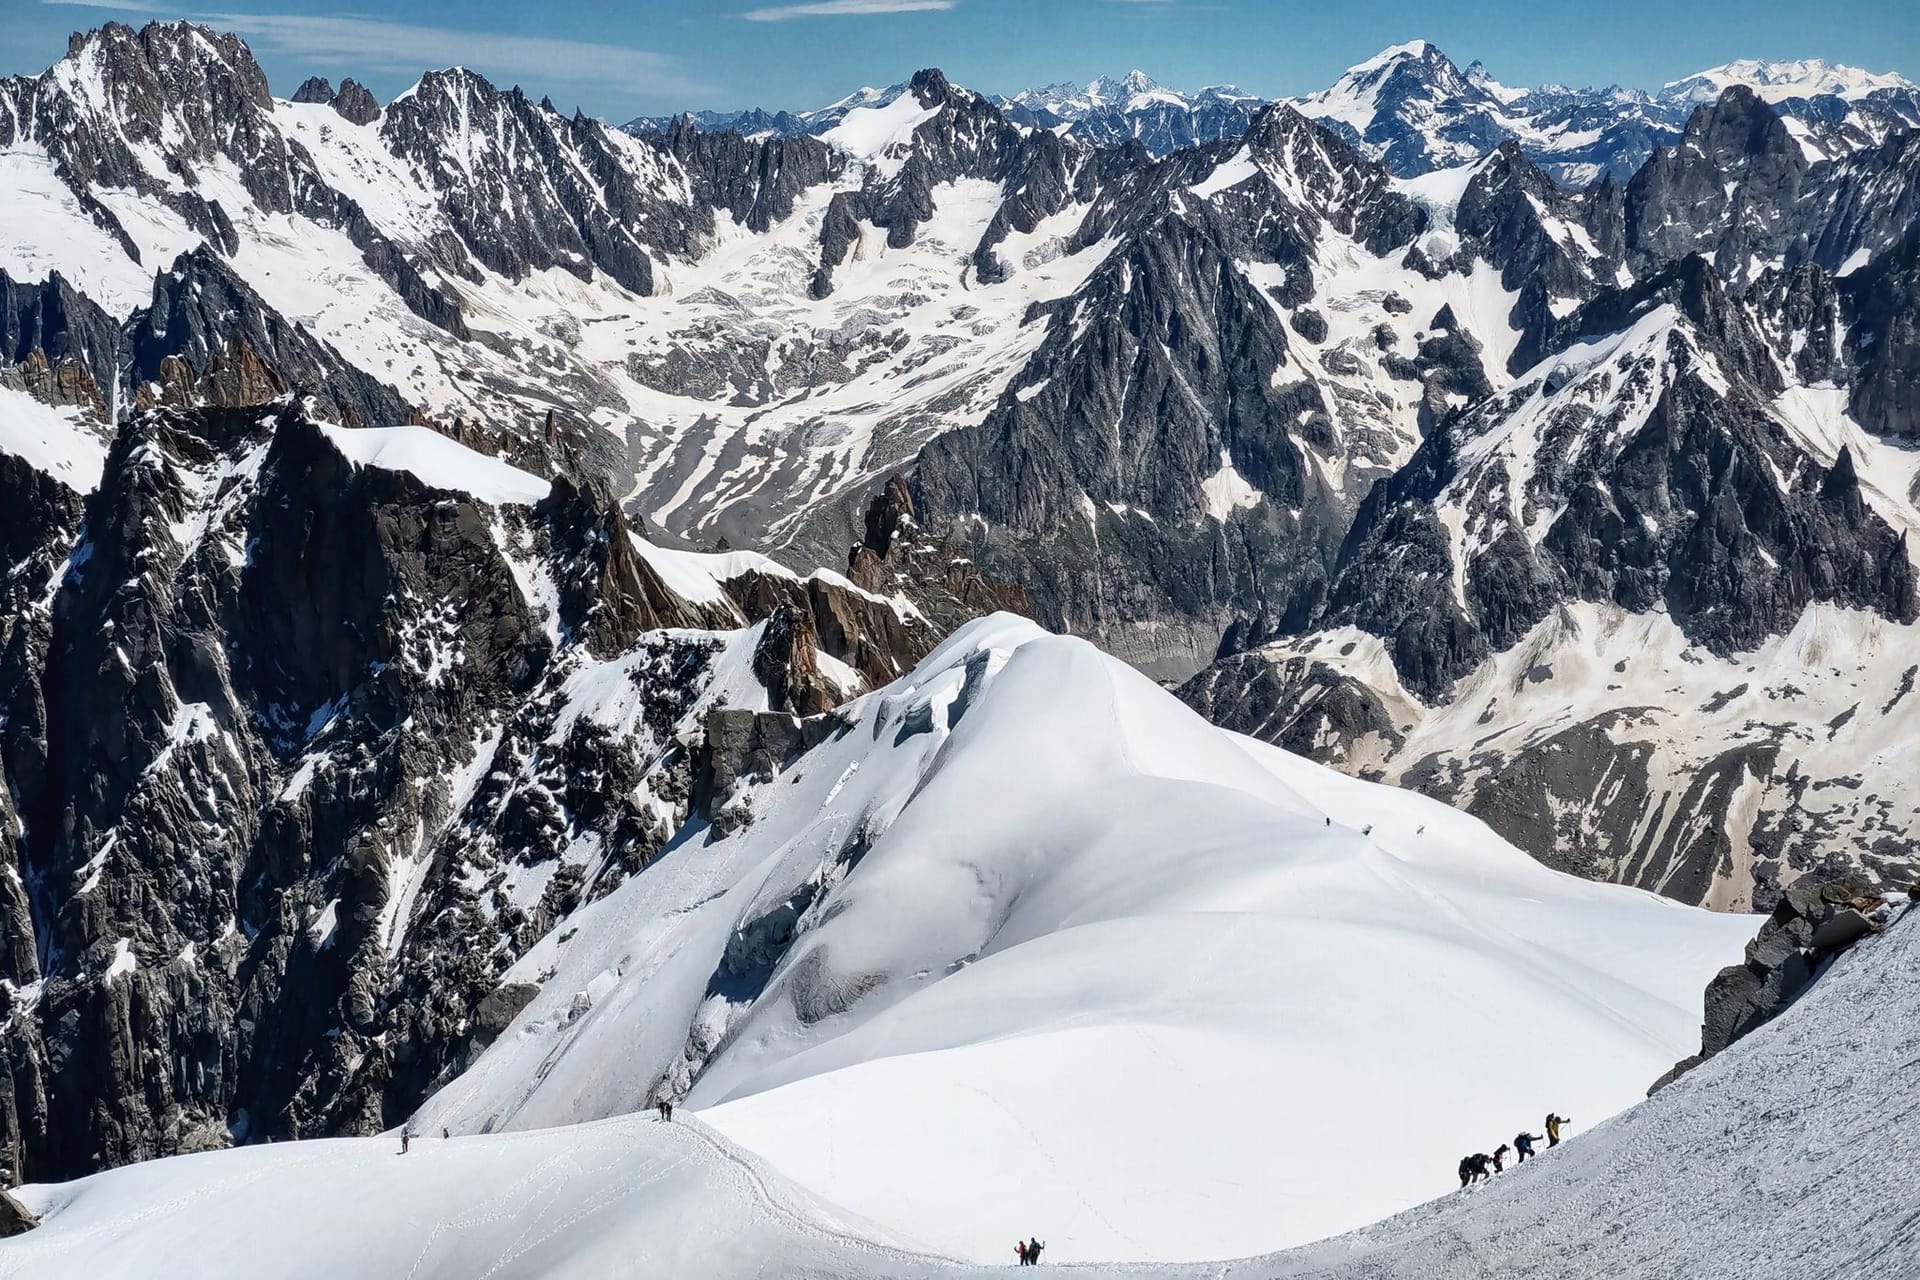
[[0, 396, 981, 1182], [0, 1187, 36, 1236], [127, 248, 412, 426], [0, 271, 120, 414], [1651, 875, 1894, 1090]]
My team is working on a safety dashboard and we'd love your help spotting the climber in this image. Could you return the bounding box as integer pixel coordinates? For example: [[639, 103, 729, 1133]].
[[1491, 1143, 1511, 1172], [399, 1128, 412, 1155], [442, 1127, 450, 1140], [657, 1099, 674, 1123], [1026, 1237, 1045, 1265], [1457, 1152, 1492, 1187], [1015, 1241, 1029, 1265], [1514, 1131, 1540, 1162], [1545, 1113, 1570, 1147]]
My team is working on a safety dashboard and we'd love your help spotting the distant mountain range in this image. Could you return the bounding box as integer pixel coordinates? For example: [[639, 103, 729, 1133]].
[[3, 18, 1919, 1197], [628, 42, 1920, 186]]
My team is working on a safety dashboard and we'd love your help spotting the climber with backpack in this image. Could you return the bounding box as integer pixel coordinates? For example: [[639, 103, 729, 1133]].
[[1545, 1113, 1571, 1147], [1457, 1152, 1493, 1186], [1514, 1131, 1540, 1162]]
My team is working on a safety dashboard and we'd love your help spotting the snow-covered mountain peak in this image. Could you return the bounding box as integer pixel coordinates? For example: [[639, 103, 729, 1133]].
[[1195, 82, 1257, 102], [816, 86, 943, 159], [389, 611, 1752, 1260], [1290, 38, 1492, 164], [1348, 38, 1439, 74], [1661, 58, 1920, 105], [1087, 68, 1178, 111]]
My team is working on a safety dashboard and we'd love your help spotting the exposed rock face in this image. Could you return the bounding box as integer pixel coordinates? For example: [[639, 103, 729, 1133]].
[[1178, 650, 1404, 768], [0, 22, 467, 336], [0, 1187, 35, 1236], [806, 68, 1089, 298], [127, 247, 411, 425], [1651, 876, 1895, 1090], [330, 78, 380, 126], [847, 477, 1031, 636], [290, 75, 379, 125], [898, 105, 1600, 676], [692, 707, 847, 833], [1184, 244, 1920, 908], [0, 272, 120, 415], [0, 398, 979, 1182]]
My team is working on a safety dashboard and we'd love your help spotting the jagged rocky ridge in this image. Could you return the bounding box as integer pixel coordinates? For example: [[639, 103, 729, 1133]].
[[1181, 218, 1920, 907], [0, 391, 1003, 1182], [630, 48, 1920, 184], [626, 71, 1266, 160], [4, 23, 1919, 906]]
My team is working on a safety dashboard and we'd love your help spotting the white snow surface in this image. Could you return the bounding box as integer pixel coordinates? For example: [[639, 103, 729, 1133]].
[[820, 92, 941, 164], [402, 615, 1745, 1264], [0, 383, 110, 494], [9, 902, 1911, 1280], [1660, 58, 1919, 105], [317, 424, 552, 506]]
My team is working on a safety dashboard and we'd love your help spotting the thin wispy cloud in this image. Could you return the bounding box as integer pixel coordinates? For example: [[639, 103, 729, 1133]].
[[743, 0, 956, 22], [40, 3, 711, 98], [40, 0, 168, 11]]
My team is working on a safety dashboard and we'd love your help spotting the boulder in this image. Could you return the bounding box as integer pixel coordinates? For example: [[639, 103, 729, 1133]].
[[1809, 909, 1876, 952], [1653, 875, 1890, 1092], [470, 982, 541, 1047], [0, 1186, 37, 1236]]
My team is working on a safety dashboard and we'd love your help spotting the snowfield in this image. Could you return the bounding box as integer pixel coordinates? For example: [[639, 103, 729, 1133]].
[[6, 831, 1911, 1280], [0, 383, 111, 494], [317, 423, 553, 506], [0, 616, 1762, 1274]]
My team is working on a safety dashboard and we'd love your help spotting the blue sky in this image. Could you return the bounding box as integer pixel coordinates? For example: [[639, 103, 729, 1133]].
[[8, 0, 1918, 122]]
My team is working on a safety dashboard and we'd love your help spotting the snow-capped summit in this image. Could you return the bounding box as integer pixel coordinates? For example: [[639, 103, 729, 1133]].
[[993, 69, 1265, 153], [624, 47, 1920, 182], [1290, 40, 1507, 175], [1285, 41, 1920, 182], [392, 615, 1751, 1261], [1087, 68, 1182, 111], [1661, 58, 1920, 104], [1347, 37, 1437, 72]]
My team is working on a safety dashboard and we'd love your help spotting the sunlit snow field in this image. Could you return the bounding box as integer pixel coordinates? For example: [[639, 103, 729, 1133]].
[[0, 617, 1758, 1275]]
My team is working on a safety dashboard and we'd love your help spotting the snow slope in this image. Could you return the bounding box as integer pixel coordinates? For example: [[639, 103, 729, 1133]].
[[1248, 899, 1920, 1280], [6, 905, 1907, 1280], [397, 614, 1748, 1263], [0, 383, 110, 493], [0, 1112, 940, 1280], [317, 423, 552, 506]]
